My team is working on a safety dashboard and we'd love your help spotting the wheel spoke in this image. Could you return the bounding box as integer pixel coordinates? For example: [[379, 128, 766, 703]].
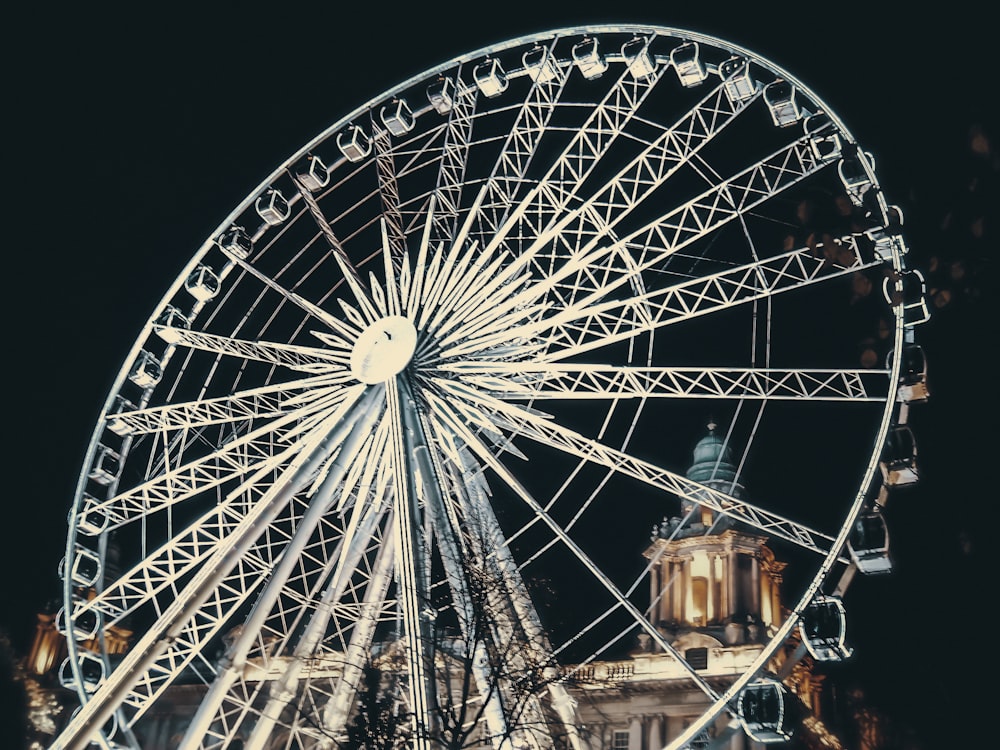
[[483, 49, 667, 258], [620, 128, 840, 273], [217, 234, 367, 338], [311, 515, 397, 748], [448, 81, 763, 352], [423, 418, 589, 750], [407, 387, 521, 746], [447, 234, 869, 363], [55, 388, 382, 750], [179, 389, 388, 748], [432, 378, 840, 558], [75, 388, 368, 628], [104, 373, 342, 436], [291, 172, 380, 322], [122, 491, 351, 728], [438, 131, 841, 360], [372, 126, 408, 270], [154, 326, 349, 374], [79, 388, 354, 532], [385, 376, 437, 748], [447, 363, 891, 401], [428, 67, 477, 246]]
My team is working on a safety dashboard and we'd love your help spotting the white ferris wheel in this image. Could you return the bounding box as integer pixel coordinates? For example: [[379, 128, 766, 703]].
[[53, 24, 929, 750]]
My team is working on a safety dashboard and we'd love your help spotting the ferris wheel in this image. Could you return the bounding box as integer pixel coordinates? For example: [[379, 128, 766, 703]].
[[53, 25, 928, 750]]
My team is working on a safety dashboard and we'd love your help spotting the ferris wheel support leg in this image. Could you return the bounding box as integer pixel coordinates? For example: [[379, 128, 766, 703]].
[[313, 519, 398, 748], [50, 385, 382, 750], [243, 505, 392, 750], [388, 377, 438, 750], [176, 386, 386, 750], [459, 453, 588, 750], [401, 386, 516, 749]]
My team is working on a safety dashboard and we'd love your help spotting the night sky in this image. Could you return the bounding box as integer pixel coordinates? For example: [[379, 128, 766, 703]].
[[4, 2, 995, 747]]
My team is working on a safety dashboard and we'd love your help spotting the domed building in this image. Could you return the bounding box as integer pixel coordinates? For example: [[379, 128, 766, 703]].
[[566, 422, 838, 749]]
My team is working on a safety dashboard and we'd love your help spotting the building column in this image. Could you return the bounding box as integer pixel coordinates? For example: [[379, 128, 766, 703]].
[[648, 714, 663, 750], [649, 562, 660, 625], [773, 575, 783, 626], [672, 559, 684, 624], [707, 554, 717, 623], [656, 558, 674, 625], [761, 571, 772, 626], [751, 555, 761, 619], [717, 553, 728, 620], [728, 553, 738, 618], [679, 558, 690, 624], [628, 715, 643, 750]]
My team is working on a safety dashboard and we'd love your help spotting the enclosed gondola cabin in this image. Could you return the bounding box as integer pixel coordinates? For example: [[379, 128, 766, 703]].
[[847, 511, 892, 574], [880, 425, 919, 487], [255, 188, 290, 226], [572, 37, 608, 80], [426, 77, 455, 114], [897, 345, 929, 403], [763, 80, 802, 127], [59, 651, 107, 693], [380, 98, 415, 136], [60, 545, 102, 588], [622, 37, 656, 80], [106, 394, 138, 437], [805, 113, 842, 161], [522, 45, 560, 83], [838, 151, 877, 206], [799, 596, 853, 661], [867, 224, 908, 263], [56, 601, 100, 641], [337, 125, 372, 162], [88, 444, 122, 486], [473, 58, 508, 97], [218, 225, 254, 259], [153, 305, 191, 345], [887, 269, 931, 326], [73, 493, 110, 536], [738, 678, 794, 743], [295, 155, 329, 193], [128, 350, 163, 389], [184, 264, 220, 302], [670, 41, 708, 87], [720, 56, 756, 102]]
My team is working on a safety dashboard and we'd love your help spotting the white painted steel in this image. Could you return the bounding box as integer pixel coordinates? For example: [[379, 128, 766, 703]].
[[56, 25, 918, 750]]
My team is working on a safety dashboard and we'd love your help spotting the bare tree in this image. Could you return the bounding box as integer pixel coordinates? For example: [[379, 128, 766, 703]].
[[425, 562, 569, 750], [342, 548, 579, 750], [339, 661, 410, 750]]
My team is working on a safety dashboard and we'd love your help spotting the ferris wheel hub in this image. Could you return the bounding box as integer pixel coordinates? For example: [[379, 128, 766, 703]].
[[350, 315, 417, 383]]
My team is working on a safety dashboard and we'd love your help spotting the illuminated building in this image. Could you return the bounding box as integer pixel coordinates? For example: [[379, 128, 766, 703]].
[[566, 423, 838, 749]]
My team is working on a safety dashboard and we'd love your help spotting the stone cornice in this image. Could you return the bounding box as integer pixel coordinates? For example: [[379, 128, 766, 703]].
[[643, 528, 772, 559]]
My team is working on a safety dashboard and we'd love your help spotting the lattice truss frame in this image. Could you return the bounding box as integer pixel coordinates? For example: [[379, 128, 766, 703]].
[[53, 25, 916, 750]]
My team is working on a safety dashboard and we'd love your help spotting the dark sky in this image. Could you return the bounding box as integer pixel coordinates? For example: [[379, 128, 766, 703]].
[[5, 2, 995, 747]]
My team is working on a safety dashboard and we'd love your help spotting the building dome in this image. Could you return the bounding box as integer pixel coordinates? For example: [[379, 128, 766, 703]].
[[685, 421, 739, 490]]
